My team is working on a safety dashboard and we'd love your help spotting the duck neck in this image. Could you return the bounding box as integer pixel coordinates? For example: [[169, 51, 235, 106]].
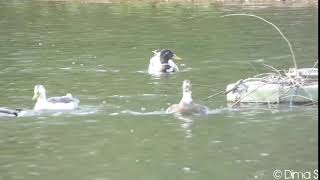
[[38, 92, 47, 102], [180, 91, 193, 105]]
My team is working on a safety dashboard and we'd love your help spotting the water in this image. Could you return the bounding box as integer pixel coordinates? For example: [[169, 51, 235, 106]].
[[0, 1, 318, 180]]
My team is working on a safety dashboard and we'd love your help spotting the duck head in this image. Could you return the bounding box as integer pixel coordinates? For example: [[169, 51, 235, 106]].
[[32, 85, 47, 101], [159, 49, 182, 73], [180, 80, 193, 104], [182, 80, 192, 93], [159, 49, 182, 64]]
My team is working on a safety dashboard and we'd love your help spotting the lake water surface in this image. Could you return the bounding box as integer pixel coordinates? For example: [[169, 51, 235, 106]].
[[0, 1, 318, 180]]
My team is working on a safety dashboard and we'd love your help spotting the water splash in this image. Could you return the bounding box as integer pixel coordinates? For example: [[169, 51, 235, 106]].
[[119, 110, 166, 116], [5, 106, 100, 118]]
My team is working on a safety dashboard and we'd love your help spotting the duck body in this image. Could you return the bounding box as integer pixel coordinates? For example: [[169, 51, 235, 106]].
[[33, 85, 79, 111], [167, 102, 209, 116], [148, 49, 181, 75], [166, 80, 209, 116]]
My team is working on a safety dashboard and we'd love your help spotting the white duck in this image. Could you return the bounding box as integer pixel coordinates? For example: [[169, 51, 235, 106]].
[[32, 85, 79, 111], [148, 49, 182, 75], [166, 80, 209, 115]]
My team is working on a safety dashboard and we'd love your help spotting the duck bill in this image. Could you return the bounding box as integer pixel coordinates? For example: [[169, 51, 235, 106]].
[[172, 54, 182, 61], [32, 93, 38, 101]]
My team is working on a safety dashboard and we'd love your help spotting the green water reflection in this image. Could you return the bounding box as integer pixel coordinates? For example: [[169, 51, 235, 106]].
[[0, 1, 318, 180]]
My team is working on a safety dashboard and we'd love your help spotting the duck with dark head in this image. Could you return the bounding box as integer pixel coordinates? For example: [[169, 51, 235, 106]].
[[148, 49, 182, 75]]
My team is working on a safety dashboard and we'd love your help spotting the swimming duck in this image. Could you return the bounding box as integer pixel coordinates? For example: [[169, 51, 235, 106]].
[[148, 49, 182, 75], [32, 85, 79, 111], [166, 80, 209, 115]]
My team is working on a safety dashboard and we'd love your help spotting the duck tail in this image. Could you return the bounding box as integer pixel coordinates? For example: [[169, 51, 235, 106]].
[[152, 49, 160, 54], [0, 108, 20, 116]]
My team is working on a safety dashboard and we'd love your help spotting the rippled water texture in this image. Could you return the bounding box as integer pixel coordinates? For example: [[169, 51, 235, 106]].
[[0, 1, 318, 180]]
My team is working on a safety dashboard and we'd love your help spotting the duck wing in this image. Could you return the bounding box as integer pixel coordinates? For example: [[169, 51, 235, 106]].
[[194, 104, 209, 115], [166, 104, 180, 114], [148, 54, 161, 74], [47, 96, 79, 104]]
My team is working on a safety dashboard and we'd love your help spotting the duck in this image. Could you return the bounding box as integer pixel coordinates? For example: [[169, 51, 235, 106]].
[[0, 107, 21, 117], [148, 49, 182, 75], [166, 80, 209, 115], [32, 85, 79, 111]]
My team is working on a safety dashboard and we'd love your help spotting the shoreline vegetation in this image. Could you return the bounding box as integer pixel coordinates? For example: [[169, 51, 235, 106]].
[[40, 0, 318, 7]]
